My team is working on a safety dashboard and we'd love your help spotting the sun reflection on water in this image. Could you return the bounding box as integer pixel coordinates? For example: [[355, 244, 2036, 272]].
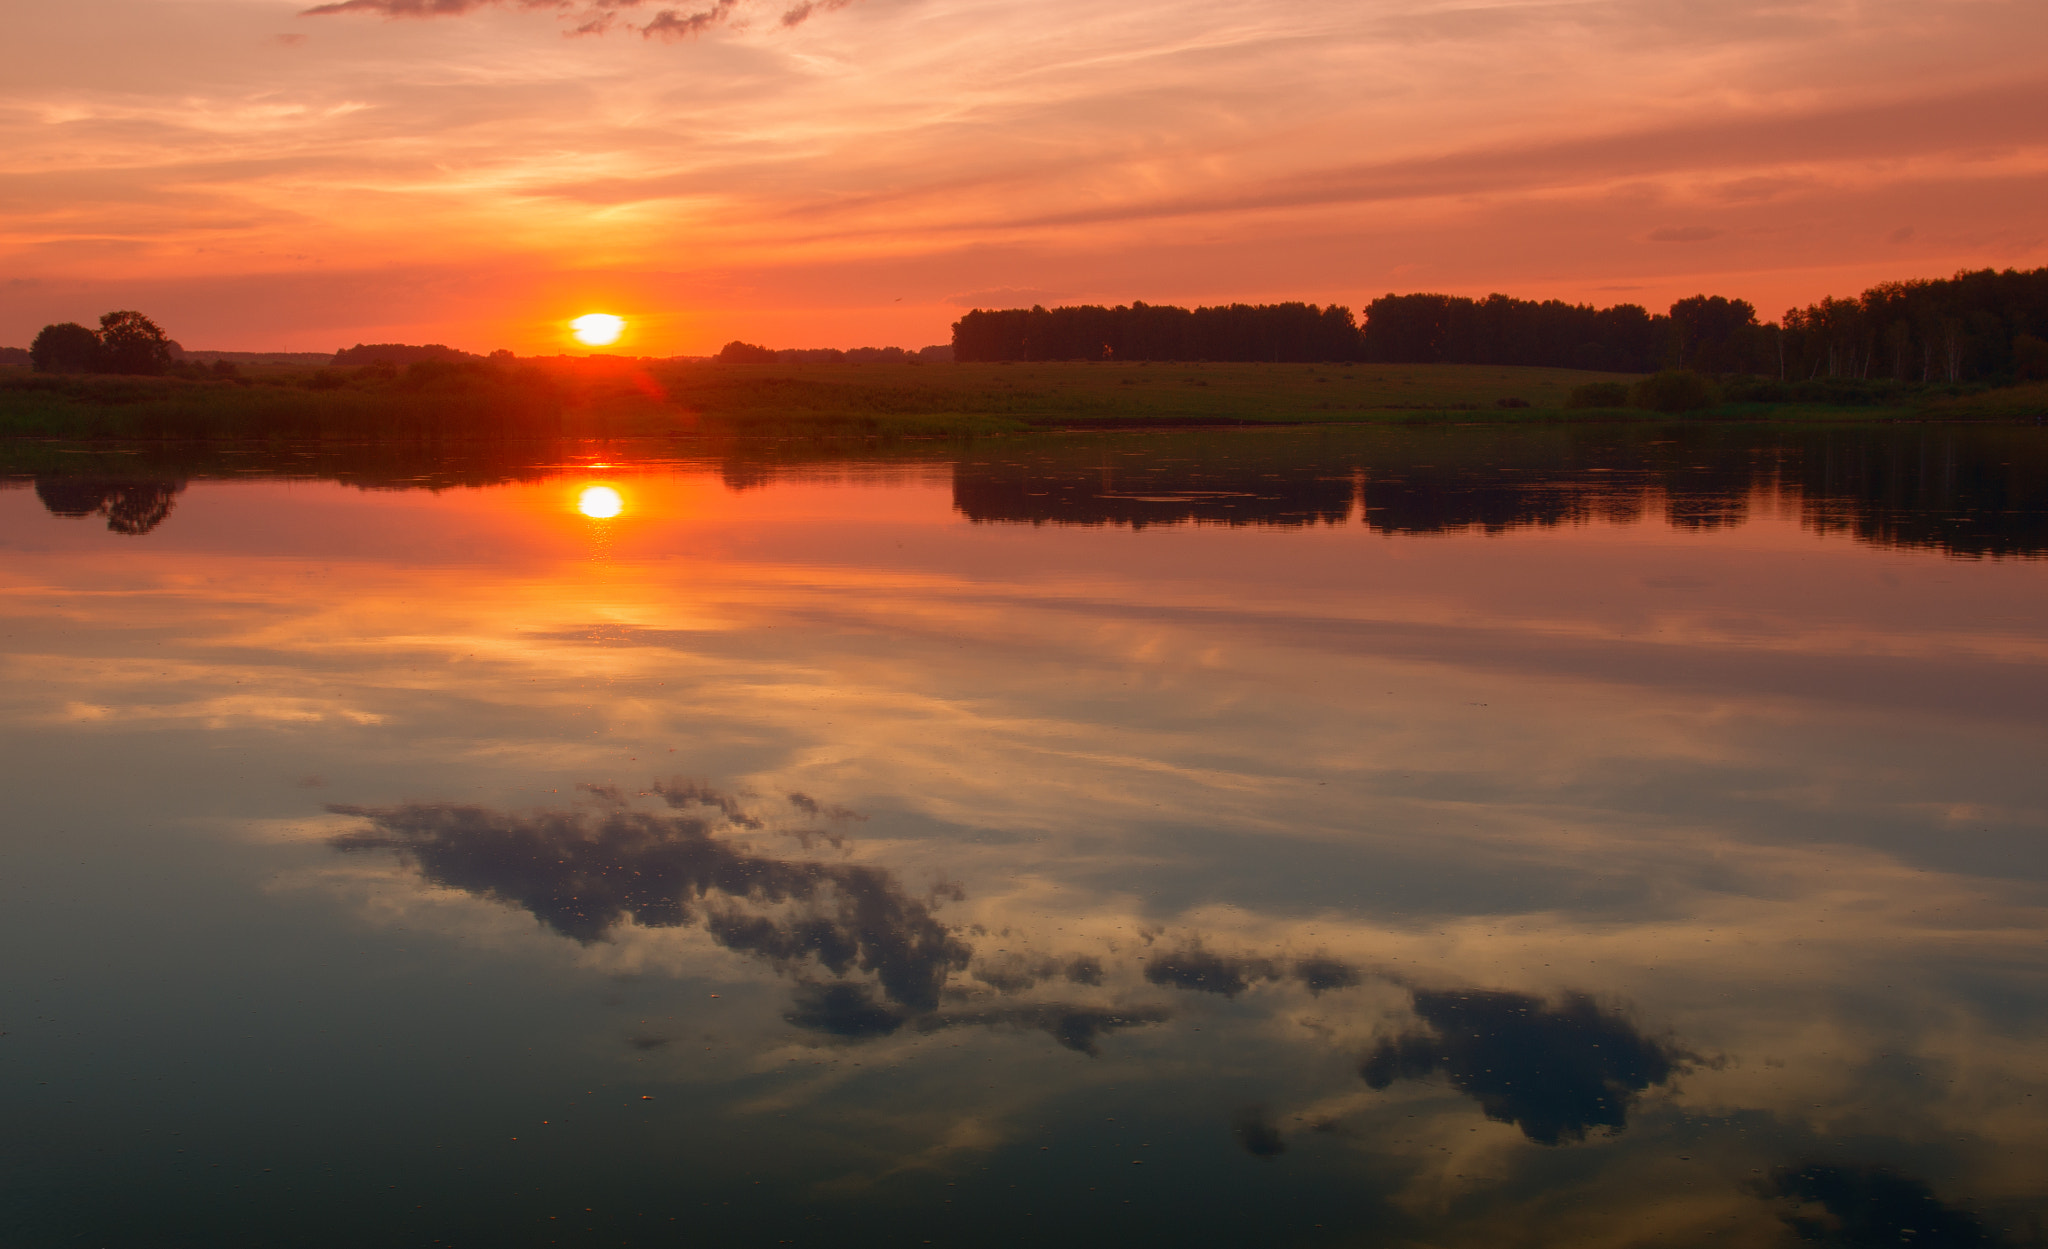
[[577, 485, 624, 519]]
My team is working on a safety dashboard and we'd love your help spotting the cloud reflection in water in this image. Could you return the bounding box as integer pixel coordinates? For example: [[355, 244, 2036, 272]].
[[328, 786, 969, 1012], [327, 782, 1707, 1133], [1360, 987, 1691, 1145], [325, 784, 1171, 1053]]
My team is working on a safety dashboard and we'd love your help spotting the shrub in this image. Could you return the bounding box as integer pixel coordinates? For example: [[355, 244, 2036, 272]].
[[31, 322, 102, 374], [1628, 370, 1715, 413], [1563, 380, 1630, 409], [1495, 396, 1531, 409]]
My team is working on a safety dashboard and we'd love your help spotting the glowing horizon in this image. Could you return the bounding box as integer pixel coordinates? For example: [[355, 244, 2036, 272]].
[[4, 1, 2045, 355]]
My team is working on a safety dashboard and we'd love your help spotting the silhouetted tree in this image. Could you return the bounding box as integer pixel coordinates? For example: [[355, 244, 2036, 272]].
[[1667, 295, 1758, 372], [1786, 268, 2048, 382], [30, 322, 101, 374], [94, 310, 174, 375], [716, 340, 780, 363], [1359, 293, 1665, 371]]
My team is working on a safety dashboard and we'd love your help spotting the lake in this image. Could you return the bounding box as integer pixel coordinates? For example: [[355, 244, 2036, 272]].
[[3, 422, 2046, 1247]]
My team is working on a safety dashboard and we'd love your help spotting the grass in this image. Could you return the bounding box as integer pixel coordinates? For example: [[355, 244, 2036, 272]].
[[1, 359, 2041, 443]]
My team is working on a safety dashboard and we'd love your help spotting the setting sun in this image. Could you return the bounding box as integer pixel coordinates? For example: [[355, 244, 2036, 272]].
[[570, 313, 625, 347], [577, 485, 623, 518]]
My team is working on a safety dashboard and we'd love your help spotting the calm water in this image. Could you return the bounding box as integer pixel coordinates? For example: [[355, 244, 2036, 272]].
[[4, 424, 2046, 1248]]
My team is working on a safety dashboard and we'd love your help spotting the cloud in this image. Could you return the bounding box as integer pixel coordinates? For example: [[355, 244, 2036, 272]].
[[779, 0, 851, 28], [1142, 944, 1282, 997], [1757, 1164, 2001, 1247], [1231, 1106, 1287, 1158], [787, 791, 864, 822], [972, 951, 1105, 993], [1360, 988, 1691, 1145], [638, 1, 737, 40], [785, 981, 907, 1037], [327, 789, 968, 1010], [1291, 955, 1362, 995], [781, 982, 1169, 1053], [299, 0, 846, 38], [326, 786, 1168, 1057], [655, 777, 763, 828], [918, 1002, 1171, 1056], [301, 0, 536, 15]]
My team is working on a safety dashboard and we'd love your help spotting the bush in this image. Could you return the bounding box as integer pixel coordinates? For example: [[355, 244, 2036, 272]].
[[1629, 370, 1715, 413], [1563, 380, 1630, 408], [1495, 396, 1530, 409], [31, 322, 101, 374]]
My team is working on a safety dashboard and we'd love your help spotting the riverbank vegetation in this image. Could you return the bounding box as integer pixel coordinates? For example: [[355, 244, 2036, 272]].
[[0, 355, 2038, 443]]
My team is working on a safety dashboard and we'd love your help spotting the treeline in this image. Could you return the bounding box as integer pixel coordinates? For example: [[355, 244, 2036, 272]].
[[717, 341, 953, 364], [949, 268, 2048, 382], [1782, 268, 2048, 383], [953, 302, 1363, 363], [332, 343, 483, 367]]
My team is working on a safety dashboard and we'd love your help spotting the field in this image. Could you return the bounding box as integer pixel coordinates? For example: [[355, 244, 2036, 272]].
[[0, 358, 2037, 442]]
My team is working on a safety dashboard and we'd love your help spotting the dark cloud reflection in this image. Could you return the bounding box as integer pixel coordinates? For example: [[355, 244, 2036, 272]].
[[1360, 988, 1688, 1144], [326, 788, 1169, 1055], [328, 793, 967, 1011], [1759, 1163, 2001, 1248], [1142, 945, 1280, 997], [1231, 1106, 1288, 1158]]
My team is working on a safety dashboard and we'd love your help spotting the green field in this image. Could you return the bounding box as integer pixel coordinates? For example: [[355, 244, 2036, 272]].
[[1, 359, 2038, 442]]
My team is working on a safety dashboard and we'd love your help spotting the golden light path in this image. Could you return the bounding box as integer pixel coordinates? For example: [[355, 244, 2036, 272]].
[[577, 485, 623, 519], [570, 314, 625, 347]]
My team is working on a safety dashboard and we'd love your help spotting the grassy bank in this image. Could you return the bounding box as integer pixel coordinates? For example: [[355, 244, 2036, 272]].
[[2, 359, 2040, 442]]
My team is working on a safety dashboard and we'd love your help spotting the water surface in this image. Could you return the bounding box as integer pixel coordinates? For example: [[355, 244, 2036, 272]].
[[4, 424, 2046, 1247]]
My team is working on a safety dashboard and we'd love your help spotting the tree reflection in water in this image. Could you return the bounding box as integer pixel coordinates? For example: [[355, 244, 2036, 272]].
[[32, 478, 184, 535]]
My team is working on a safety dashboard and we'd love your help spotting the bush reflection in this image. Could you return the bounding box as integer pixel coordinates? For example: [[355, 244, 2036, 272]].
[[16, 422, 2048, 557]]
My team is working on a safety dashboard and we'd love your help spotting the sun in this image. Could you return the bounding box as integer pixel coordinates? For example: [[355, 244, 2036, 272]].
[[570, 313, 625, 347], [578, 485, 623, 519]]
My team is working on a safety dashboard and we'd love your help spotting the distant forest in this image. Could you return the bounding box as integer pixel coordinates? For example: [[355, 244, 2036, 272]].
[[952, 268, 2048, 382], [717, 341, 953, 364]]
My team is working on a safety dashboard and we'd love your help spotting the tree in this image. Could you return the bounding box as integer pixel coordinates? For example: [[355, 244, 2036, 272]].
[[716, 340, 779, 363], [1667, 295, 1757, 372], [95, 310, 175, 375], [30, 322, 101, 373]]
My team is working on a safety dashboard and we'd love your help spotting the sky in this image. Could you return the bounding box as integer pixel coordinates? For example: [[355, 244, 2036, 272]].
[[3, 0, 2046, 355]]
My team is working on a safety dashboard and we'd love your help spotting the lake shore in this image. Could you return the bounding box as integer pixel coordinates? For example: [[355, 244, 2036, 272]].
[[3, 359, 2041, 442]]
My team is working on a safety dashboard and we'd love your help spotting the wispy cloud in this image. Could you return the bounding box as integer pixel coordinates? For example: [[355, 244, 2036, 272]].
[[301, 0, 844, 37], [6, 0, 2047, 350]]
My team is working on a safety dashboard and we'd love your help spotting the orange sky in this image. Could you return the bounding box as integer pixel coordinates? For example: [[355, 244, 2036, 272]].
[[4, 0, 2046, 355]]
